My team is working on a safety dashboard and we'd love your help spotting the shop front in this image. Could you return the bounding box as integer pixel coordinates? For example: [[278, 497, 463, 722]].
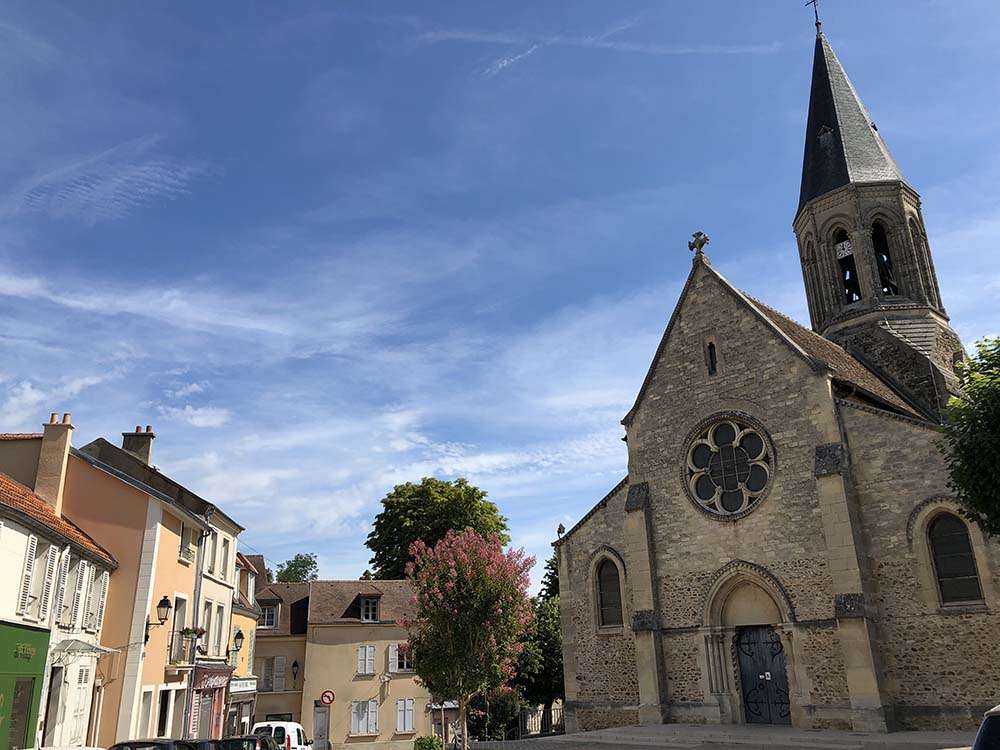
[[225, 676, 257, 736], [0, 622, 51, 750], [191, 664, 233, 739]]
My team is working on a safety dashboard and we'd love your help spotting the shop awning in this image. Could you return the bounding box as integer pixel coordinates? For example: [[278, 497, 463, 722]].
[[52, 638, 116, 655]]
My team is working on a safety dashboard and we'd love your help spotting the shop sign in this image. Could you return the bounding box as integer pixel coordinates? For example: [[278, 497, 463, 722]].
[[14, 643, 37, 661]]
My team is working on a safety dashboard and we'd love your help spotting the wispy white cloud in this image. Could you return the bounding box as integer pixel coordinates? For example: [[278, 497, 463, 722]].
[[482, 44, 540, 78], [166, 382, 206, 398], [159, 404, 232, 428], [4, 135, 210, 223], [0, 373, 113, 427]]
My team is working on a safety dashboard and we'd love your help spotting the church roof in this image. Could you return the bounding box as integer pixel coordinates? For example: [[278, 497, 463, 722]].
[[622, 255, 925, 425], [798, 32, 905, 212]]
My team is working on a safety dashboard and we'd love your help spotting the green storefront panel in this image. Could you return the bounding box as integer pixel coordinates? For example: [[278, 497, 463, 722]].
[[0, 622, 50, 750]]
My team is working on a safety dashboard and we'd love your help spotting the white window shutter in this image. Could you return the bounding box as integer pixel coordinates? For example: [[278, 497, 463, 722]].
[[69, 561, 88, 628], [396, 699, 404, 732], [17, 534, 38, 614], [95, 571, 110, 630], [367, 699, 378, 734], [366, 645, 375, 674], [388, 644, 398, 673], [273, 655, 286, 691], [350, 702, 360, 735], [407, 698, 414, 731], [357, 645, 366, 673], [81, 563, 96, 629], [37, 545, 59, 621], [52, 551, 71, 625]]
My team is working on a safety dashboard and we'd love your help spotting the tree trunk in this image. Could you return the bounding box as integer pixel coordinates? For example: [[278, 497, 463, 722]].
[[458, 698, 469, 750]]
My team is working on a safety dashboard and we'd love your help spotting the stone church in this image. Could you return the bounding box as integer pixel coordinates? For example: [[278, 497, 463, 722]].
[[555, 27, 999, 733]]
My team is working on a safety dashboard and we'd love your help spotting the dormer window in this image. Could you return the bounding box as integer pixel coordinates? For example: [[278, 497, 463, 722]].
[[260, 604, 277, 628], [360, 597, 379, 622]]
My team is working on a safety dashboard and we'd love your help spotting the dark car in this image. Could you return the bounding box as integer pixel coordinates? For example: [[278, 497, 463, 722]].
[[110, 741, 199, 750], [219, 736, 279, 750], [973, 705, 1000, 750]]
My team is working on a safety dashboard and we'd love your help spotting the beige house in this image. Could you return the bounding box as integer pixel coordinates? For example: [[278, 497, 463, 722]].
[[252, 574, 453, 749], [0, 419, 117, 750]]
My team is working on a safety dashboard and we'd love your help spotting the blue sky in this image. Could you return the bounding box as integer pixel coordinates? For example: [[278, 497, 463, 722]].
[[2, 1, 998, 588]]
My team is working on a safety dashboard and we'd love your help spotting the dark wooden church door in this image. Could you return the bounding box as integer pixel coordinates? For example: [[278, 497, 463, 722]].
[[736, 625, 791, 725]]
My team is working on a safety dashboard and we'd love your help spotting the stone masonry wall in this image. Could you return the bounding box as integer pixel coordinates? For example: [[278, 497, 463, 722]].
[[558, 481, 640, 728], [842, 402, 1000, 730], [624, 264, 849, 723]]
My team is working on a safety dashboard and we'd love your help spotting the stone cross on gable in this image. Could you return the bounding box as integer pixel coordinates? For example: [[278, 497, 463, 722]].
[[688, 231, 710, 255]]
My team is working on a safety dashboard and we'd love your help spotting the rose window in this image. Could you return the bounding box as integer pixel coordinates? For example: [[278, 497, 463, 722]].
[[686, 418, 772, 517]]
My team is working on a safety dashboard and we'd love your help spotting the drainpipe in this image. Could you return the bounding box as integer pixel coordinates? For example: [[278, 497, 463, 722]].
[[181, 506, 216, 739]]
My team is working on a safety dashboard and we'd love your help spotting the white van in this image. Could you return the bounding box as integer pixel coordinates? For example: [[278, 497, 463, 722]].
[[251, 721, 311, 750]]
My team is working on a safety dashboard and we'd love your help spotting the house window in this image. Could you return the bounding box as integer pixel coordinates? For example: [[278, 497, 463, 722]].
[[929, 513, 983, 605], [156, 688, 172, 737], [356, 644, 376, 675], [207, 533, 217, 574], [391, 643, 413, 672], [214, 603, 225, 655], [396, 698, 415, 733], [351, 699, 379, 736], [872, 222, 898, 296], [360, 597, 379, 622], [260, 605, 276, 628], [221, 538, 230, 581], [596, 559, 623, 627], [834, 229, 862, 304], [248, 574, 256, 605], [706, 341, 718, 376]]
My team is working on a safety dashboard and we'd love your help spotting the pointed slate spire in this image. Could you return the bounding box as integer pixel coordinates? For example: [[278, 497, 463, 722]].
[[798, 32, 904, 212]]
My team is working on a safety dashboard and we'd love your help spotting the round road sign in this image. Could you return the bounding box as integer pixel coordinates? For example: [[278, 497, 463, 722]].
[[320, 690, 335, 705]]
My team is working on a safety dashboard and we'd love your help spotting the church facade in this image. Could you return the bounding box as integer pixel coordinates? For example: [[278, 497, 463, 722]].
[[555, 28, 999, 734]]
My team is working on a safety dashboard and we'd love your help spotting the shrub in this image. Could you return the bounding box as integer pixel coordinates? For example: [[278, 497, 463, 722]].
[[414, 736, 443, 750]]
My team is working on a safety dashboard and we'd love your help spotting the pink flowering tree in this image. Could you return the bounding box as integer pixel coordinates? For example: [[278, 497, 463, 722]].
[[402, 528, 534, 749]]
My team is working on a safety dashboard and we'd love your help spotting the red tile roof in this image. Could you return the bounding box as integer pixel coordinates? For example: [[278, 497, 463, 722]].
[[308, 580, 414, 625], [0, 472, 116, 569], [0, 433, 42, 440]]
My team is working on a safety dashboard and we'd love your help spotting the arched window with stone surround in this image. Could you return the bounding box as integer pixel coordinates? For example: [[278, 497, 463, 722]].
[[833, 228, 862, 304], [596, 559, 623, 627], [871, 221, 899, 296], [928, 513, 984, 605]]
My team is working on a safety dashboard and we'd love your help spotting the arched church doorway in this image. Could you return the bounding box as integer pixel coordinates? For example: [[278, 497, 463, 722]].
[[736, 625, 791, 725], [708, 575, 796, 726]]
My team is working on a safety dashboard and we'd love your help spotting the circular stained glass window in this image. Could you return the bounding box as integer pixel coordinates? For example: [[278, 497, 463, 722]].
[[685, 416, 773, 518]]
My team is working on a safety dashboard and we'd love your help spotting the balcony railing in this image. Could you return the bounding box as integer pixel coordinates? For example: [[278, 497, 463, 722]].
[[168, 630, 195, 665]]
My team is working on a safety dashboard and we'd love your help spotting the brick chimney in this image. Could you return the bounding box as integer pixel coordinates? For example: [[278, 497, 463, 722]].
[[122, 424, 155, 464], [35, 412, 73, 515]]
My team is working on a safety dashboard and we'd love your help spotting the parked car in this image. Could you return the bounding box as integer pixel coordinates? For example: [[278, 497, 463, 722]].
[[251, 722, 311, 750], [219, 736, 279, 750], [110, 741, 198, 750], [973, 705, 1000, 750]]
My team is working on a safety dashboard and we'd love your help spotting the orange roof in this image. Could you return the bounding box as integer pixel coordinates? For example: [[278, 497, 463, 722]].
[[0, 472, 116, 569]]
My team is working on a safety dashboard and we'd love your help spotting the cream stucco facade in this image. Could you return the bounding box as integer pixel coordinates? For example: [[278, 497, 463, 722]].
[[301, 624, 434, 750]]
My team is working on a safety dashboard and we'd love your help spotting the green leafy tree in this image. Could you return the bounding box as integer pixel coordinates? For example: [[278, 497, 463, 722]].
[[367, 477, 509, 579], [403, 529, 534, 750], [515, 596, 564, 732], [539, 551, 559, 600], [467, 688, 524, 741], [943, 337, 1000, 536], [275, 552, 319, 582]]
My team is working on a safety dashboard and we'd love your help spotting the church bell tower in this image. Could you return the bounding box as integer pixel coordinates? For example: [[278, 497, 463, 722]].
[[792, 27, 964, 421]]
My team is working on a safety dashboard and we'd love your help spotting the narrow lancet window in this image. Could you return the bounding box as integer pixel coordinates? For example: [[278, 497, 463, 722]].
[[596, 559, 623, 627], [929, 514, 983, 605], [707, 342, 718, 376], [872, 222, 898, 296], [834, 229, 862, 304]]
